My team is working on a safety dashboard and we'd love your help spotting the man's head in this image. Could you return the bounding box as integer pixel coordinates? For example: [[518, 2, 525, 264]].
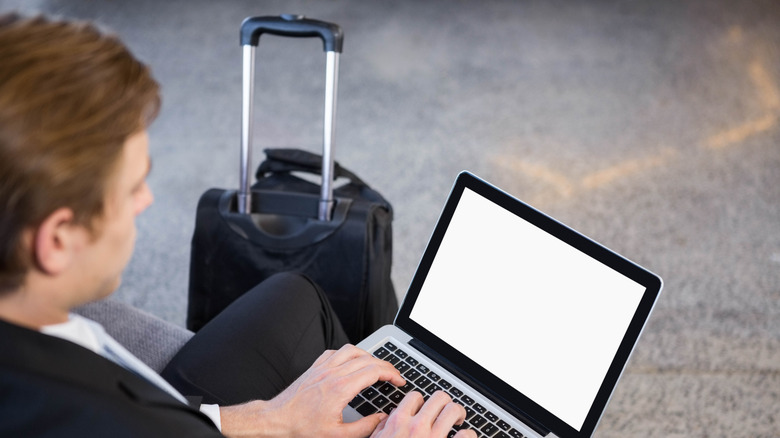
[[0, 13, 160, 296]]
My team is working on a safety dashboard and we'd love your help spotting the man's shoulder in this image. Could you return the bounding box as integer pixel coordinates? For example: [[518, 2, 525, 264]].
[[0, 365, 222, 437], [0, 318, 223, 437]]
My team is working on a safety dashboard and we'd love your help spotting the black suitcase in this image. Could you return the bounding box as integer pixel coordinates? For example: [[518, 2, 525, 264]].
[[187, 15, 397, 342]]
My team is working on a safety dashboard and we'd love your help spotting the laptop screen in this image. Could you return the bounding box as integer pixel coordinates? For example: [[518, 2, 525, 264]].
[[397, 172, 662, 437]]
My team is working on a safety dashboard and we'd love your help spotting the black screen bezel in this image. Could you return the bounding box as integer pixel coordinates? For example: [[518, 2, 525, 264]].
[[394, 171, 662, 438]]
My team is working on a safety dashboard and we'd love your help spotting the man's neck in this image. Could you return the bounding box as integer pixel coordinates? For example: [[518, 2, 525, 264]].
[[0, 288, 70, 330]]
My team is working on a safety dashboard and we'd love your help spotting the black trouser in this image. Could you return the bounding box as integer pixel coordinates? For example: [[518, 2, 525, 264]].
[[161, 272, 350, 405]]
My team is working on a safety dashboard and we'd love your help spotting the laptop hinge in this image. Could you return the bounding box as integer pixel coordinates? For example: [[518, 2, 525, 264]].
[[409, 338, 551, 437]]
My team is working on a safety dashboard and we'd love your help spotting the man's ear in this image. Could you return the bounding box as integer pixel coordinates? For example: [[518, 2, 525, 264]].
[[33, 208, 83, 276]]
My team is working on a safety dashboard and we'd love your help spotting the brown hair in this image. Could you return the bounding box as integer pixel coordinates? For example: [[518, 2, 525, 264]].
[[0, 13, 161, 293]]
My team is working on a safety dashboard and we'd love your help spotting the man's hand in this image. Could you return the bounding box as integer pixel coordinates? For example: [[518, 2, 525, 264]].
[[220, 344, 405, 438], [370, 391, 477, 438]]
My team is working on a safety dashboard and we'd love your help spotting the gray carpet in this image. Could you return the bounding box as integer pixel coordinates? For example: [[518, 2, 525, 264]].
[[2, 0, 777, 436]]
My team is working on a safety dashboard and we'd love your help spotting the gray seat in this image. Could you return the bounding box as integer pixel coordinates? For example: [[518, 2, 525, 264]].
[[73, 299, 193, 373]]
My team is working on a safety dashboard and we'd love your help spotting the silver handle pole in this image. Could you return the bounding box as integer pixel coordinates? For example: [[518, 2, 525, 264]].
[[319, 51, 339, 221], [239, 45, 256, 215]]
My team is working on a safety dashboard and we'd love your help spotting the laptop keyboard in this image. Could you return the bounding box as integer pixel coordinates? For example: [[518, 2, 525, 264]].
[[348, 342, 526, 438]]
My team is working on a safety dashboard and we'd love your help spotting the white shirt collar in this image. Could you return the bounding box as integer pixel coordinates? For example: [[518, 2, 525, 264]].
[[40, 313, 102, 354]]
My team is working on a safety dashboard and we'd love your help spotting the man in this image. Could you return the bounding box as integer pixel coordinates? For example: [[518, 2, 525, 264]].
[[0, 13, 476, 438]]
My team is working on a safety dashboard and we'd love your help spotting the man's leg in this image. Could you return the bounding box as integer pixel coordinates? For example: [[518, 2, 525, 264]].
[[161, 272, 350, 405]]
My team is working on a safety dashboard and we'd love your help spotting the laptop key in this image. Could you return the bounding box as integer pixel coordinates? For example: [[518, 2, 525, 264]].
[[439, 379, 452, 390], [384, 342, 397, 351], [508, 429, 524, 438], [425, 383, 442, 395], [395, 361, 411, 373], [415, 376, 432, 389], [454, 422, 470, 431], [450, 387, 464, 398], [404, 369, 421, 381], [386, 354, 401, 366], [373, 395, 390, 409], [349, 395, 365, 409], [464, 406, 476, 420], [481, 423, 499, 436], [356, 401, 379, 416], [485, 411, 498, 422], [473, 403, 487, 414], [389, 391, 405, 404], [361, 387, 379, 400], [416, 363, 430, 374], [373, 347, 390, 359], [495, 432, 511, 438], [398, 381, 415, 393], [394, 348, 408, 359], [405, 356, 419, 367], [470, 415, 488, 428], [496, 420, 511, 431], [378, 382, 396, 396], [461, 394, 475, 406]]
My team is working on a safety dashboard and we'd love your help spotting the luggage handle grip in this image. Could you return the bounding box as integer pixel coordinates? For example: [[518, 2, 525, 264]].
[[240, 15, 344, 52], [239, 15, 342, 221]]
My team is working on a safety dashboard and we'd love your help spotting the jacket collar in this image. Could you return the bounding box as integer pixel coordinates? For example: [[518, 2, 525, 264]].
[[0, 317, 209, 417]]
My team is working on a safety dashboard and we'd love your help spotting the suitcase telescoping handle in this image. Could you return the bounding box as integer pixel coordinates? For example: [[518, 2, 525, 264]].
[[239, 15, 344, 220]]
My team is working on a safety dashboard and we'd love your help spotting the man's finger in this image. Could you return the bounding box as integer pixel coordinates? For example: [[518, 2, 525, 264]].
[[455, 428, 478, 438], [341, 356, 405, 388], [394, 390, 425, 417], [368, 413, 389, 438], [431, 399, 468, 436], [415, 391, 452, 425], [321, 344, 370, 367]]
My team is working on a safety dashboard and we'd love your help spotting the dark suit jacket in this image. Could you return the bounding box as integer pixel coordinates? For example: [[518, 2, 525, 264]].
[[0, 318, 223, 437]]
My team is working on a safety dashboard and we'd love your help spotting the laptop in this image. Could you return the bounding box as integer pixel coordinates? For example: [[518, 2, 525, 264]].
[[343, 171, 663, 438]]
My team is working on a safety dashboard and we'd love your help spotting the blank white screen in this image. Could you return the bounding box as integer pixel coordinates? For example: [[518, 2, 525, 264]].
[[409, 189, 645, 430]]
